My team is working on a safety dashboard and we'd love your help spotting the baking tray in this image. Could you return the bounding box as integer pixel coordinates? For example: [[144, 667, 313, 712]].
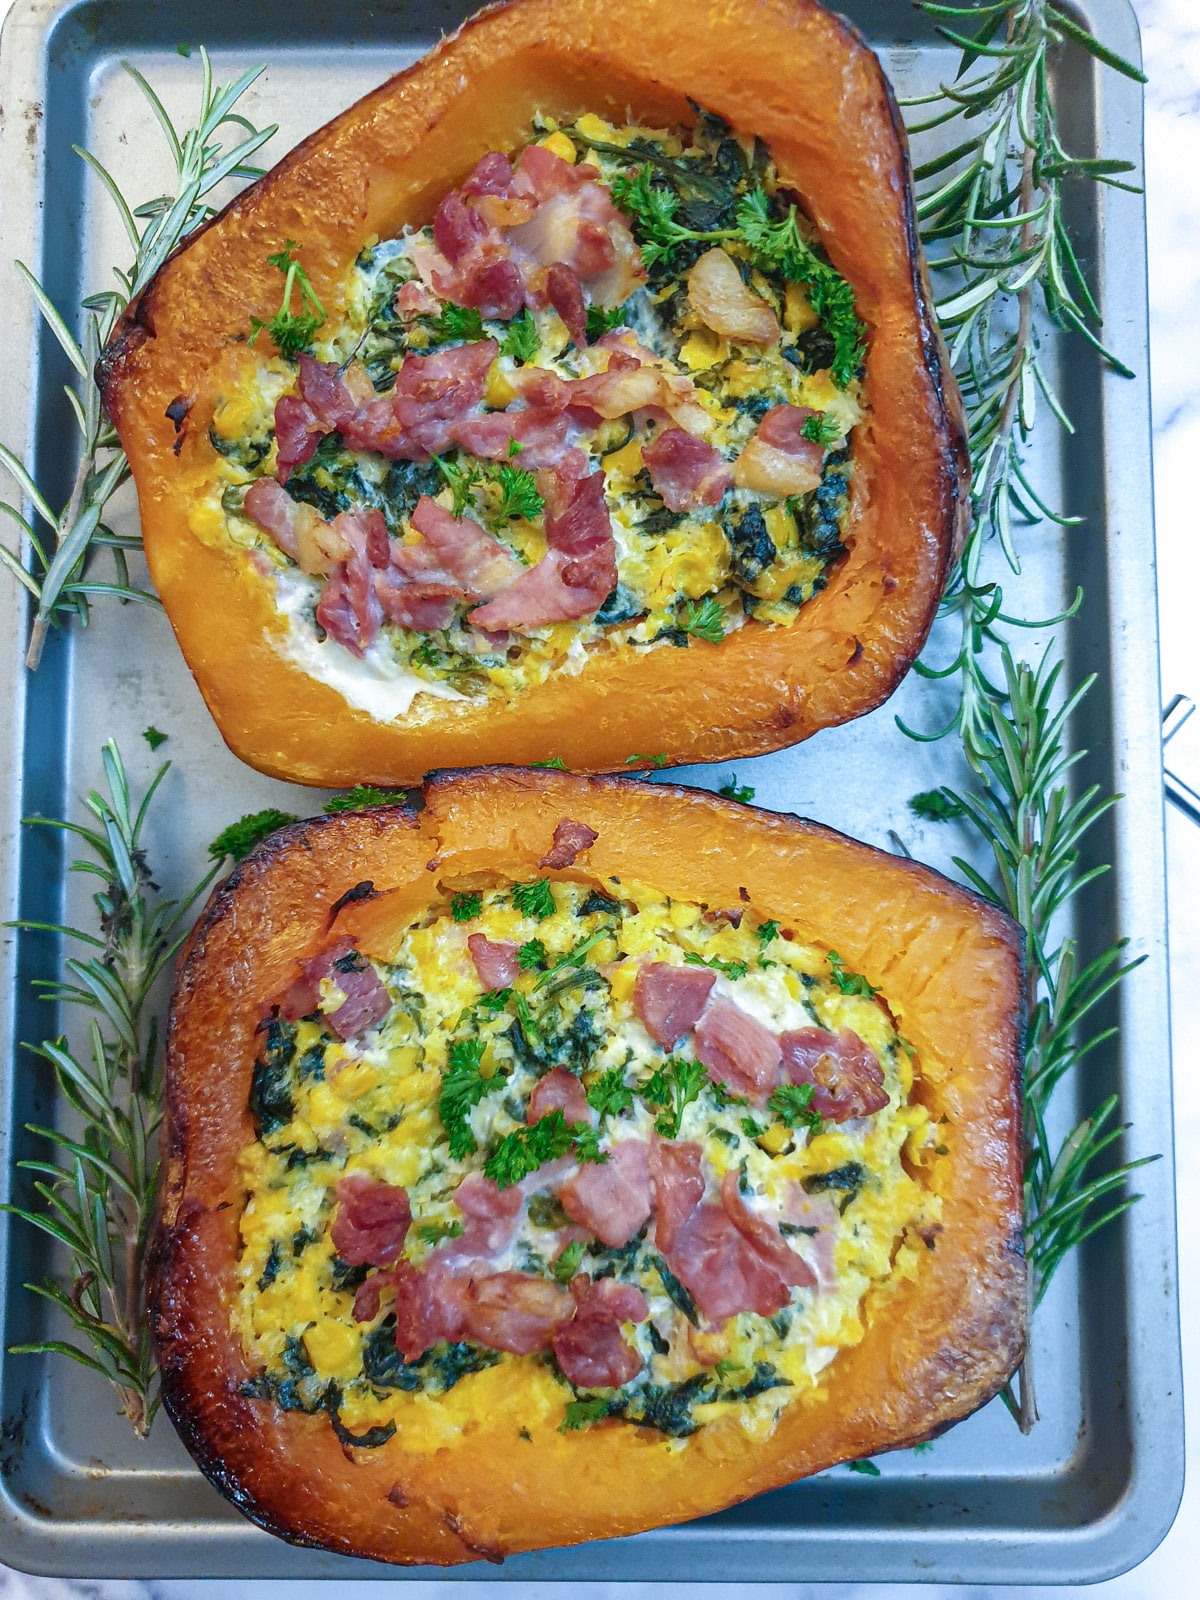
[[0, 0, 1182, 1581]]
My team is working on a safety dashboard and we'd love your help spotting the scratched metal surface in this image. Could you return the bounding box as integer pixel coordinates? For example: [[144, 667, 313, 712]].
[[0, 0, 1181, 1580]]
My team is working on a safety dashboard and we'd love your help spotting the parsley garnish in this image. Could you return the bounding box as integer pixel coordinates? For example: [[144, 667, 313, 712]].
[[909, 788, 967, 822], [756, 919, 781, 945], [531, 756, 568, 770], [684, 952, 749, 980], [323, 784, 406, 813], [625, 753, 669, 768], [801, 410, 841, 446], [587, 1067, 634, 1119], [249, 239, 326, 359], [428, 302, 486, 343], [718, 775, 755, 803], [433, 454, 483, 518], [142, 725, 167, 751], [741, 1115, 766, 1139], [484, 1108, 607, 1189], [640, 1056, 706, 1139], [768, 1082, 822, 1134], [489, 462, 544, 525], [585, 304, 625, 341], [208, 808, 299, 863], [517, 938, 547, 970], [680, 596, 725, 645], [439, 1036, 495, 1159], [553, 1238, 586, 1283], [848, 1459, 882, 1477], [451, 891, 482, 922], [912, 1440, 934, 1456], [559, 1396, 612, 1432], [607, 169, 865, 387], [501, 307, 539, 363], [827, 950, 878, 997], [512, 878, 556, 919], [418, 1219, 464, 1244]]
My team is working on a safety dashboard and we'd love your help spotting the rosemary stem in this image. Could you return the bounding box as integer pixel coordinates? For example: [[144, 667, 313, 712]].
[[25, 450, 91, 669]]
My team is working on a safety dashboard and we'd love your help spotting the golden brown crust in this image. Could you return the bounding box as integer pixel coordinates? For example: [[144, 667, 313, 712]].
[[99, 0, 969, 787], [152, 769, 1025, 1565]]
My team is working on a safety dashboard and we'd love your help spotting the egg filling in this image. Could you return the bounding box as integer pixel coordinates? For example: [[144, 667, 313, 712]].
[[206, 109, 865, 716], [233, 875, 941, 1446]]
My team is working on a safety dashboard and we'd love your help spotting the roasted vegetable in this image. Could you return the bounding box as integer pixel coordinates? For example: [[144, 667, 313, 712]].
[[153, 769, 1025, 1565], [99, 0, 967, 787]]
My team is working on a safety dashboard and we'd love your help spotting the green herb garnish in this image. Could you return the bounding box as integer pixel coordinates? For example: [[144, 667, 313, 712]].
[[517, 938, 547, 970], [553, 1239, 586, 1282], [718, 775, 755, 803], [680, 597, 725, 645], [501, 307, 539, 363], [640, 1056, 707, 1139], [909, 788, 967, 822], [512, 878, 556, 919], [142, 725, 167, 751], [826, 950, 878, 997], [532, 757, 568, 770], [559, 1397, 612, 1432], [428, 302, 486, 343], [249, 239, 326, 359], [684, 952, 748, 980], [451, 891, 482, 922], [585, 304, 626, 341], [323, 784, 406, 813], [439, 1036, 494, 1159], [484, 1108, 607, 1189], [800, 411, 841, 446], [625, 753, 669, 768], [768, 1082, 822, 1135], [848, 1459, 881, 1478], [418, 1219, 464, 1244], [488, 462, 544, 526], [587, 1067, 634, 1119], [208, 808, 299, 863]]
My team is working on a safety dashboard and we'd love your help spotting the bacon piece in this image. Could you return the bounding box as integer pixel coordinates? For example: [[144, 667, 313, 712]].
[[633, 962, 717, 1050], [568, 340, 710, 435], [462, 150, 518, 198], [559, 1137, 651, 1248], [396, 279, 440, 319], [694, 994, 782, 1106], [352, 1273, 389, 1323], [244, 477, 323, 568], [392, 1259, 469, 1360], [468, 933, 520, 991], [278, 936, 391, 1039], [468, 469, 615, 632], [546, 262, 588, 346], [648, 1136, 705, 1253], [330, 1174, 412, 1267], [458, 1271, 574, 1355], [433, 189, 489, 264], [643, 427, 733, 512], [386, 341, 499, 458], [537, 818, 598, 869], [401, 497, 524, 597], [273, 394, 323, 479], [663, 1201, 796, 1321], [314, 509, 389, 657], [373, 573, 460, 632], [442, 1172, 526, 1262], [552, 1274, 648, 1388], [720, 1170, 816, 1289], [780, 1027, 889, 1122], [448, 405, 580, 472], [529, 1067, 592, 1126], [687, 247, 781, 345], [734, 404, 825, 497]]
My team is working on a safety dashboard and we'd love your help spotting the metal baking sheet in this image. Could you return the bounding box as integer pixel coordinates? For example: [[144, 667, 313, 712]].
[[0, 0, 1182, 1580]]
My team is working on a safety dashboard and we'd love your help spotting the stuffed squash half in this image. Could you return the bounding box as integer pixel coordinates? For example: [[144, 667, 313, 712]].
[[99, 0, 968, 786], [153, 771, 1026, 1565]]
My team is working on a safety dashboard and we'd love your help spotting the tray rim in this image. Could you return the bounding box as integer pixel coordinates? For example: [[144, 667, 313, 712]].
[[0, 0, 1183, 1581]]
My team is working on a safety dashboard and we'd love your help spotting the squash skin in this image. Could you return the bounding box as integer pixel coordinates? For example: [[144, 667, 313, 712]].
[[152, 769, 1026, 1566], [99, 0, 969, 788]]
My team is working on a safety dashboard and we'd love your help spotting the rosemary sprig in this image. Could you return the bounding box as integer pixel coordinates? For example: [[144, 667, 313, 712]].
[[902, 0, 1144, 756], [903, 1, 1156, 1432], [0, 50, 275, 670], [2, 743, 223, 1434]]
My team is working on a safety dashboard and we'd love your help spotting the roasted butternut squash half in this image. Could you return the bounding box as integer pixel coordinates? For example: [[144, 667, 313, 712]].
[[153, 770, 1025, 1565], [100, 0, 968, 786]]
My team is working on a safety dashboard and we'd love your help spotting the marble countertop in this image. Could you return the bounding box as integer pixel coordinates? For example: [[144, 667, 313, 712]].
[[0, 0, 1195, 1594]]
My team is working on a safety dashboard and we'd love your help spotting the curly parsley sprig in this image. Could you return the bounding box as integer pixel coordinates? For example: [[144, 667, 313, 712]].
[[607, 170, 865, 387], [249, 239, 326, 358]]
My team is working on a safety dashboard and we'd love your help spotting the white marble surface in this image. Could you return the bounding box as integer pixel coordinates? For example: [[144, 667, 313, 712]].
[[0, 0, 1195, 1593]]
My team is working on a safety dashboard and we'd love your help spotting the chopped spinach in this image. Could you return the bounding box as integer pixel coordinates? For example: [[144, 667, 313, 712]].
[[726, 504, 777, 586]]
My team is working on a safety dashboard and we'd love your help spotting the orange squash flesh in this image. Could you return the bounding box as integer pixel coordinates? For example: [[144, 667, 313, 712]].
[[99, 0, 969, 787], [153, 770, 1025, 1565]]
